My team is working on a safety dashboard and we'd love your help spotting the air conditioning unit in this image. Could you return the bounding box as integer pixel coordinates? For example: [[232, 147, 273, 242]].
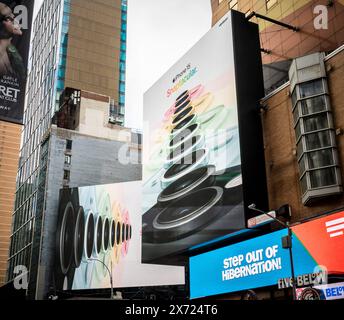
[[109, 116, 116, 123]]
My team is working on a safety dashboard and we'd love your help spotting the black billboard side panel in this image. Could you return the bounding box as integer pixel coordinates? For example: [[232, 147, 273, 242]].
[[231, 10, 269, 221]]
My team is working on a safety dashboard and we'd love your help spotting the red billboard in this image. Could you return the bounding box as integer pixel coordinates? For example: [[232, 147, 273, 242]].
[[292, 210, 344, 275]]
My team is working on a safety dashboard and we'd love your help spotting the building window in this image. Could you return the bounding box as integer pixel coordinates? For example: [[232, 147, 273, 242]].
[[266, 0, 278, 11], [289, 53, 342, 205], [64, 155, 71, 165], [66, 139, 72, 150], [63, 170, 70, 181], [299, 79, 325, 99], [229, 0, 238, 10]]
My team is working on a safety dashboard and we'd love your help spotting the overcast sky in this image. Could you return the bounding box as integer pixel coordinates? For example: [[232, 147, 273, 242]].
[[34, 0, 212, 130]]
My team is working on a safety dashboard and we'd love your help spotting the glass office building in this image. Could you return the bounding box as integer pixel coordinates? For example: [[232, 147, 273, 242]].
[[119, 0, 127, 116], [7, 0, 128, 287]]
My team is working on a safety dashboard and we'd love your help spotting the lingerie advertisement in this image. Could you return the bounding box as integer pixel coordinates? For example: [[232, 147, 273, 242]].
[[0, 0, 33, 124]]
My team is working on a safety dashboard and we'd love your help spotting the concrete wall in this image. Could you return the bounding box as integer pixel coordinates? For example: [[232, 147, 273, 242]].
[[77, 93, 131, 142], [262, 47, 344, 222]]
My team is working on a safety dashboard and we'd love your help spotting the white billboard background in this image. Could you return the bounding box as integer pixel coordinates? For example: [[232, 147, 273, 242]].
[[72, 181, 185, 290], [143, 13, 240, 212], [143, 15, 237, 146]]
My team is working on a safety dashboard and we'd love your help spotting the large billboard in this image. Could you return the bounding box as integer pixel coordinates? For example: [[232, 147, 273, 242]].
[[189, 211, 344, 299], [292, 210, 344, 276], [190, 229, 292, 299], [0, 0, 33, 124], [142, 11, 267, 264], [54, 182, 185, 291]]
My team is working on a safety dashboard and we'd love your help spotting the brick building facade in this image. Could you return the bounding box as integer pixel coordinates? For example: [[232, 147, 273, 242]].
[[212, 0, 344, 64], [262, 45, 344, 222]]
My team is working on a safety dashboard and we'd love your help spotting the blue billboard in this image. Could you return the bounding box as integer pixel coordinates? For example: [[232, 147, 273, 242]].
[[189, 229, 318, 299]]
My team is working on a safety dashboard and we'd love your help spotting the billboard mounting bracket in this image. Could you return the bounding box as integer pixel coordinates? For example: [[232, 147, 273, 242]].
[[246, 11, 299, 32]]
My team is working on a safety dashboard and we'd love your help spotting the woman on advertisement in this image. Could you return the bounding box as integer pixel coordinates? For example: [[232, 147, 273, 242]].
[[0, 2, 25, 79]]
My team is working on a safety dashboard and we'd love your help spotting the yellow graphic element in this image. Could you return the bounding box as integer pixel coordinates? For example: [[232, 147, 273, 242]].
[[192, 92, 214, 115]]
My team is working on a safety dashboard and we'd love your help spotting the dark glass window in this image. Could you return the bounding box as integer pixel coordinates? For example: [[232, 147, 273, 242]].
[[299, 155, 306, 176], [303, 113, 329, 133], [291, 87, 298, 107], [63, 170, 70, 181], [305, 131, 332, 151], [299, 79, 324, 98], [66, 139, 72, 150], [293, 107, 299, 125], [309, 167, 336, 188], [295, 121, 301, 140], [300, 95, 327, 116], [307, 149, 334, 169]]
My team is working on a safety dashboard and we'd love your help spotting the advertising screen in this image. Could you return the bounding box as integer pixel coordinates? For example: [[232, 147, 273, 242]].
[[0, 0, 33, 124], [54, 182, 185, 291], [292, 210, 344, 276], [142, 11, 266, 264], [313, 282, 344, 300], [190, 229, 292, 299], [190, 211, 344, 299]]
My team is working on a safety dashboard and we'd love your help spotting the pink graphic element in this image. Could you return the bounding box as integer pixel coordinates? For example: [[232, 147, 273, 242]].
[[189, 84, 204, 100], [163, 103, 176, 122], [121, 208, 130, 257]]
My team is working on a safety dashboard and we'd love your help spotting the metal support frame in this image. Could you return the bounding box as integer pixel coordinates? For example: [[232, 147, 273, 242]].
[[246, 11, 299, 32]]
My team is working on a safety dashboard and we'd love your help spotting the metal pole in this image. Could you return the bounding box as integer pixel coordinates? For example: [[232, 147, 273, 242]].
[[110, 260, 114, 300], [248, 204, 297, 300], [287, 223, 297, 301], [246, 11, 299, 32]]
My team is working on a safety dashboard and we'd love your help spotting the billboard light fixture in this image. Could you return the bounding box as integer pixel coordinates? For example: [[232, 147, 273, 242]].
[[260, 48, 271, 55]]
